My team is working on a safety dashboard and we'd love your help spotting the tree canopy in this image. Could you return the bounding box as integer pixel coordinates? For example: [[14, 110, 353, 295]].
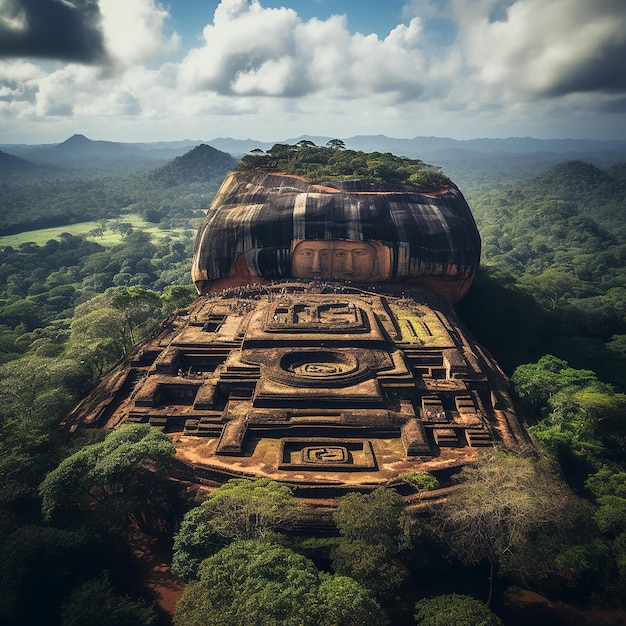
[[437, 451, 581, 603], [332, 487, 409, 600], [414, 594, 503, 626], [39, 423, 175, 525], [174, 539, 386, 626], [237, 142, 449, 188], [172, 478, 302, 581]]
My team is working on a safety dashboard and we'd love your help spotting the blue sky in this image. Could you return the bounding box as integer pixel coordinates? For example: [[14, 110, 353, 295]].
[[0, 0, 625, 144]]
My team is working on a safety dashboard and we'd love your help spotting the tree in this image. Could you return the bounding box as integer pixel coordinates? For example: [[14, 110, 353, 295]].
[[174, 539, 386, 626], [414, 594, 502, 626], [317, 575, 387, 626], [402, 471, 439, 494], [0, 525, 95, 626], [172, 478, 302, 580], [61, 574, 157, 626], [332, 487, 409, 600], [528, 379, 626, 480], [334, 486, 404, 549], [332, 539, 409, 602], [39, 424, 175, 527], [511, 354, 597, 416], [436, 451, 579, 605], [67, 308, 129, 373], [161, 284, 197, 313], [326, 139, 346, 150], [519, 268, 584, 310]]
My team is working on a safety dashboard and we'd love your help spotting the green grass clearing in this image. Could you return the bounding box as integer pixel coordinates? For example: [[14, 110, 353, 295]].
[[0, 214, 200, 248]]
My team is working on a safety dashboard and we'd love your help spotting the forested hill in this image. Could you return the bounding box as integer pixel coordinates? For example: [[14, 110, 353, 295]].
[[0, 150, 40, 173], [469, 159, 625, 275], [459, 159, 626, 387], [150, 144, 237, 187], [0, 144, 238, 235]]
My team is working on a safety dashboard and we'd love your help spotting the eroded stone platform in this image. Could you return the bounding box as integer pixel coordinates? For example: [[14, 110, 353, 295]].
[[66, 281, 529, 496]]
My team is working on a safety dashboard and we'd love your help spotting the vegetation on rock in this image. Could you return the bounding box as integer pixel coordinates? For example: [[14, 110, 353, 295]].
[[237, 140, 451, 188]]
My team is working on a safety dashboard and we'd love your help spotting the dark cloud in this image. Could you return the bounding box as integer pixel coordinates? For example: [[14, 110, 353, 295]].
[[541, 41, 626, 98], [0, 0, 107, 63]]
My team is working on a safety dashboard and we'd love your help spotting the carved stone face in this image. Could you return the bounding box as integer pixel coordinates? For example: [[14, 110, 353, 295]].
[[292, 240, 384, 281]]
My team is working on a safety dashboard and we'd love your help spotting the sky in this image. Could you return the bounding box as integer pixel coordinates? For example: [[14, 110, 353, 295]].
[[0, 0, 625, 144]]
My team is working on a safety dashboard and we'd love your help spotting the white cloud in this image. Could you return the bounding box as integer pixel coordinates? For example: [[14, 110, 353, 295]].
[[0, 0, 27, 32], [99, 0, 180, 67], [0, 59, 44, 82], [35, 65, 103, 116], [178, 1, 429, 101], [457, 0, 626, 98], [1, 0, 625, 142]]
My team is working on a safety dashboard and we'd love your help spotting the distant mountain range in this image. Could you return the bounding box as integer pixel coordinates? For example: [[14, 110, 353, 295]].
[[2, 133, 626, 184]]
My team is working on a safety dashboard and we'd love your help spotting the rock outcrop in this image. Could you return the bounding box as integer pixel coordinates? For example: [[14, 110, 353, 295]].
[[192, 171, 481, 303], [66, 158, 530, 507]]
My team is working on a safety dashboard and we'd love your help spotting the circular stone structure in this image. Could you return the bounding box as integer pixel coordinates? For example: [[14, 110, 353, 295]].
[[273, 349, 367, 387], [192, 171, 481, 304]]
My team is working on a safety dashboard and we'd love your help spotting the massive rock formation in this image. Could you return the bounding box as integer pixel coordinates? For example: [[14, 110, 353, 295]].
[[192, 171, 481, 304], [68, 158, 529, 504]]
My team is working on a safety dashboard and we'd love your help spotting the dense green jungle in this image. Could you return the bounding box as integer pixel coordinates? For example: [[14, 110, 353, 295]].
[[1, 140, 626, 626]]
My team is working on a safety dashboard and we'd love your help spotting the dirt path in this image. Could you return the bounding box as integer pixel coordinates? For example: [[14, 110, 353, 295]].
[[129, 529, 184, 623]]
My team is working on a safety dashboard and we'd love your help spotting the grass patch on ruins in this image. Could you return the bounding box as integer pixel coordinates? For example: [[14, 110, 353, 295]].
[[0, 214, 196, 248]]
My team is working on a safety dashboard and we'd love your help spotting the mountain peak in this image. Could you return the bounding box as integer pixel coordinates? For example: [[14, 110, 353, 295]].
[[62, 134, 91, 145]]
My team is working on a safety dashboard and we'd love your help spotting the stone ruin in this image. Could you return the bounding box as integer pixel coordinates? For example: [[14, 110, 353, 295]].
[[66, 168, 530, 501]]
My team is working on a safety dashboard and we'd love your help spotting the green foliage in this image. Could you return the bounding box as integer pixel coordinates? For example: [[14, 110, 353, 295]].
[[585, 469, 626, 498], [414, 594, 503, 626], [0, 142, 231, 235], [518, 364, 626, 478], [401, 471, 440, 493], [511, 355, 598, 416], [332, 538, 409, 601], [334, 487, 404, 549], [39, 423, 175, 525], [332, 487, 409, 599], [238, 143, 449, 188], [0, 353, 92, 533], [554, 539, 614, 586], [317, 575, 388, 626], [0, 231, 196, 367], [174, 539, 385, 626], [172, 478, 302, 581], [61, 574, 157, 626], [594, 496, 626, 535], [151, 144, 237, 187], [460, 159, 626, 388]]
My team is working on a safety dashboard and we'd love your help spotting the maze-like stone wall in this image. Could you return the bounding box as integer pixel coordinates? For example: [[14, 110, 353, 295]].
[[67, 281, 529, 490]]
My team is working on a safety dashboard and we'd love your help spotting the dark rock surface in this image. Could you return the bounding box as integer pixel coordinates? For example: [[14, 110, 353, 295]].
[[192, 171, 481, 303]]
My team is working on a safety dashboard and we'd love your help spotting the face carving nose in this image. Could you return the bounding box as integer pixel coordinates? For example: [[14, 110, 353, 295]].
[[311, 251, 321, 274]]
